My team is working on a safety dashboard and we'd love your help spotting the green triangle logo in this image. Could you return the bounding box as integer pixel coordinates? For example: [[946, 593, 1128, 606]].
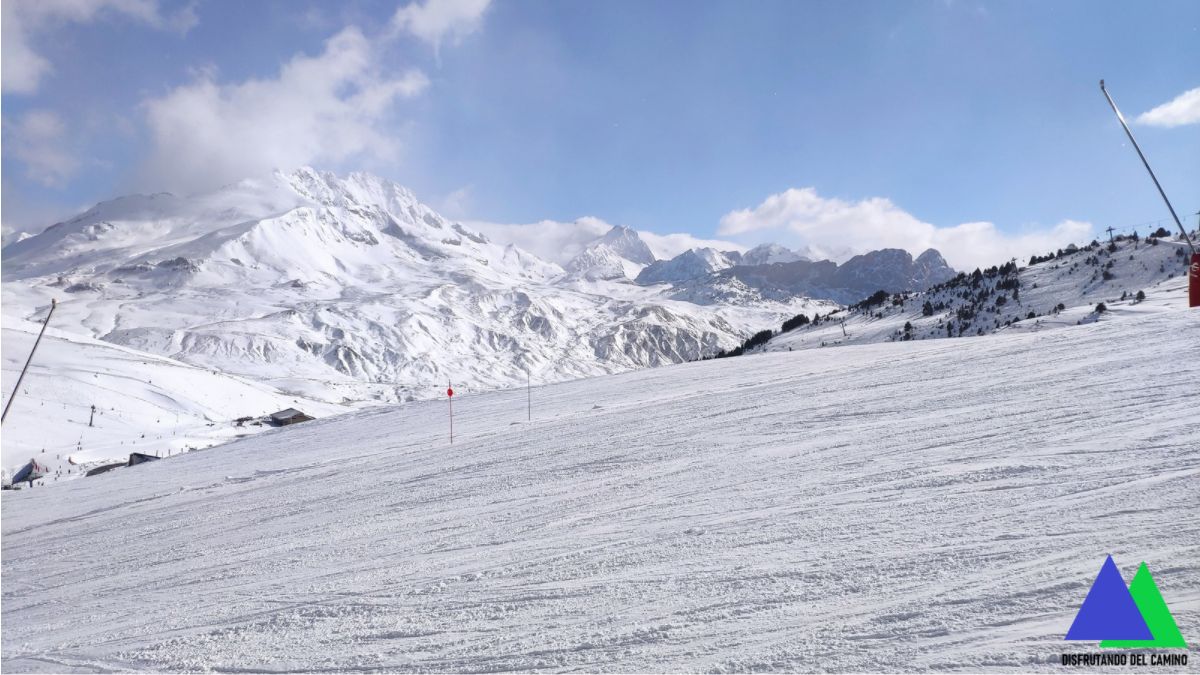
[[1100, 562, 1188, 649]]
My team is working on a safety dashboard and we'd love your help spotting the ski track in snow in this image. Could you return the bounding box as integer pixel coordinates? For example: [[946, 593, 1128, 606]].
[[2, 311, 1199, 672]]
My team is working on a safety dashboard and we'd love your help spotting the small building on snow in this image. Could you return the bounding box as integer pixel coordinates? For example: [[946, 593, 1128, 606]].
[[86, 463, 124, 477], [268, 408, 314, 426], [127, 452, 161, 467]]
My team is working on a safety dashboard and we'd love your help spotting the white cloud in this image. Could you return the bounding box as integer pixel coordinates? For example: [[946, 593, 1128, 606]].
[[466, 216, 747, 265], [392, 0, 490, 53], [4, 110, 80, 187], [2, 0, 196, 94], [138, 27, 429, 194], [718, 187, 1093, 270], [1, 177, 90, 245], [1135, 87, 1200, 128], [440, 185, 473, 217], [637, 231, 746, 260], [467, 217, 612, 266], [1, 5, 50, 95], [926, 219, 1094, 270]]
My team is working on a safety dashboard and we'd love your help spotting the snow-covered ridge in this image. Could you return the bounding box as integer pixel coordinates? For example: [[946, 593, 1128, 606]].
[[756, 232, 1196, 354], [740, 242, 808, 266], [641, 246, 956, 306], [635, 247, 740, 285], [1, 169, 835, 419]]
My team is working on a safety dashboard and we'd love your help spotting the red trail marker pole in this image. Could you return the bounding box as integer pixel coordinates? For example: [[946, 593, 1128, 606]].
[[447, 382, 454, 444]]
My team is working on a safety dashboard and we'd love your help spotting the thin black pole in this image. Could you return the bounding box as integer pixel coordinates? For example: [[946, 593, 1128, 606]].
[[1099, 80, 1195, 254], [2, 299, 57, 425]]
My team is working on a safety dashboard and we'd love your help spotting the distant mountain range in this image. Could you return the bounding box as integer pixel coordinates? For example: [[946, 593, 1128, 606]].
[[635, 246, 955, 305], [752, 230, 1195, 355], [2, 168, 955, 405]]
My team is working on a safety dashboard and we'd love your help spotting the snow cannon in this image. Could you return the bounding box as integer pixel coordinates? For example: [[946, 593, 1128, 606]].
[[1100, 80, 1198, 308], [11, 458, 51, 486]]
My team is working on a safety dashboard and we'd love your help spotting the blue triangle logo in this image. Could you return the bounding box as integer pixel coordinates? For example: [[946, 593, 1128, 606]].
[[1065, 555, 1153, 640]]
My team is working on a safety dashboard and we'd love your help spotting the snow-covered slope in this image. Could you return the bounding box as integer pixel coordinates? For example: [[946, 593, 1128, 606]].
[[763, 234, 1195, 353], [2, 169, 827, 412], [635, 247, 740, 285], [1, 315, 348, 472], [3, 305, 1197, 671]]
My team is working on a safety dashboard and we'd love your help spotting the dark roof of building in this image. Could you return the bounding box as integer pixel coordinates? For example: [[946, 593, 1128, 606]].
[[86, 463, 123, 477]]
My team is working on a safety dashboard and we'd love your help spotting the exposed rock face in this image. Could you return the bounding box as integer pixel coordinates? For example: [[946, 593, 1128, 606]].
[[644, 247, 956, 305]]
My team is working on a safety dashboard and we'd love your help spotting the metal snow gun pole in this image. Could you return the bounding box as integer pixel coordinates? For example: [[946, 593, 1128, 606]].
[[1099, 80, 1198, 308], [2, 298, 57, 425]]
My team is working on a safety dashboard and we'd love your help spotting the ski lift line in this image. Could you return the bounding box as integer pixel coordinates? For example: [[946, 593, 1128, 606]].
[[1099, 80, 1196, 255], [1099, 211, 1200, 238], [1104, 211, 1200, 234]]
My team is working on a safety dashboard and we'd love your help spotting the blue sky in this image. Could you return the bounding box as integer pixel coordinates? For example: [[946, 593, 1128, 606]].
[[3, 0, 1198, 268]]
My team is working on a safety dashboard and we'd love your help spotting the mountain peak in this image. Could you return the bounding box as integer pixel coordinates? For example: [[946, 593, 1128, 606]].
[[278, 167, 419, 213], [598, 225, 655, 265], [636, 247, 738, 285], [601, 224, 635, 238], [741, 243, 808, 266], [916, 248, 949, 266], [564, 225, 656, 280]]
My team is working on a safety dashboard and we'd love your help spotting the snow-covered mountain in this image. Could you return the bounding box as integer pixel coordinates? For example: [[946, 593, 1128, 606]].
[[739, 242, 808, 266], [729, 247, 955, 303], [0, 168, 976, 471], [635, 247, 740, 285], [835, 247, 955, 293], [751, 232, 1196, 354], [643, 247, 957, 306], [1, 169, 834, 421], [563, 225, 657, 280]]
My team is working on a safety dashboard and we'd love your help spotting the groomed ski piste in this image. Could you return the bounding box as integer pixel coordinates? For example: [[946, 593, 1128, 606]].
[[3, 295, 1198, 671]]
